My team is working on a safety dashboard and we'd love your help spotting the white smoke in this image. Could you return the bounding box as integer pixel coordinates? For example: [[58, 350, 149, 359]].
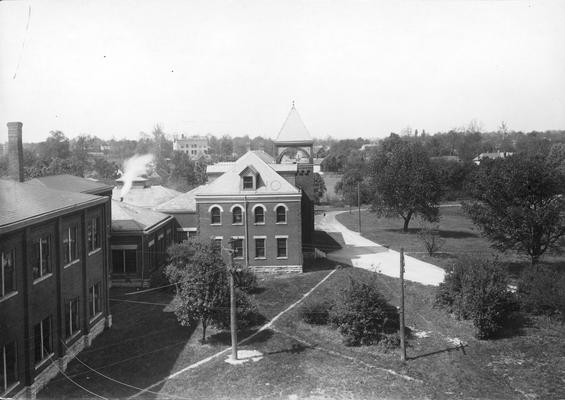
[[119, 154, 154, 198]]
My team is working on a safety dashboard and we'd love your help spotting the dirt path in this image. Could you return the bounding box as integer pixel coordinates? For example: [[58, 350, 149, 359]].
[[316, 210, 445, 286]]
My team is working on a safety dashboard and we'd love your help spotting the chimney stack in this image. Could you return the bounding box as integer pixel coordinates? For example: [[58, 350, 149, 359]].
[[7, 122, 24, 182]]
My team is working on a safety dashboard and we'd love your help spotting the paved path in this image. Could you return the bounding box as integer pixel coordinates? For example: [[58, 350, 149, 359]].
[[316, 211, 445, 286]]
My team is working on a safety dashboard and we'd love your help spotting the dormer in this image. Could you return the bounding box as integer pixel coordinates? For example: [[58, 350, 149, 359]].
[[239, 165, 260, 191]]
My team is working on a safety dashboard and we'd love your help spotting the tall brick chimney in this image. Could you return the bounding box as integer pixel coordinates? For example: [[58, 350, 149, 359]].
[[7, 122, 24, 182]]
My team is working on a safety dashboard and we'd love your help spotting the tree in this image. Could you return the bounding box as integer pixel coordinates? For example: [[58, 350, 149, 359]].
[[164, 239, 257, 343], [39, 130, 70, 160], [465, 155, 565, 265], [313, 173, 327, 204], [369, 138, 443, 232]]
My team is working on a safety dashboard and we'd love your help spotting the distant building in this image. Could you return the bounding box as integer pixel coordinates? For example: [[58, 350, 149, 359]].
[[173, 135, 210, 160], [0, 123, 112, 398], [473, 151, 513, 165], [430, 155, 462, 163]]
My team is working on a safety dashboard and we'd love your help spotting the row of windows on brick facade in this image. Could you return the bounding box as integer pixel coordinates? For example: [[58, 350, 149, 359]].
[[0, 282, 101, 396], [0, 217, 101, 300], [210, 205, 287, 225], [214, 236, 288, 259]]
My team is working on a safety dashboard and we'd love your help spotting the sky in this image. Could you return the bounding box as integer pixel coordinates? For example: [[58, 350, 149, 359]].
[[1, 0, 564, 143]]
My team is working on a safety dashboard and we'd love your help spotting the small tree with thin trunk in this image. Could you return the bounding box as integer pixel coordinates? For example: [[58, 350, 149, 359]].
[[165, 239, 257, 343]]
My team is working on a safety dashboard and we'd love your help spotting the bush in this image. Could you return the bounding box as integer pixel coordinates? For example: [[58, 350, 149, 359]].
[[328, 279, 399, 346], [436, 259, 516, 339], [300, 301, 332, 325], [417, 222, 445, 256], [517, 266, 565, 320], [234, 267, 259, 294]]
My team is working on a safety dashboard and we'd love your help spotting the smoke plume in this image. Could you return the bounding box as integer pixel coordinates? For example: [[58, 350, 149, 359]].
[[119, 154, 154, 198]]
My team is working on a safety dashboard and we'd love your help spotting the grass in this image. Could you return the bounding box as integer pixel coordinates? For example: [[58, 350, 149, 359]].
[[336, 205, 565, 276], [39, 263, 565, 399]]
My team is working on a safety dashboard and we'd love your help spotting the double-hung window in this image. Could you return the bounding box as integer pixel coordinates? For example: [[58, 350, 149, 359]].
[[34, 316, 52, 364], [232, 207, 243, 224], [33, 236, 51, 280], [255, 238, 266, 259], [276, 206, 287, 223], [254, 207, 264, 224], [65, 298, 80, 338], [1, 341, 17, 393], [276, 237, 288, 258], [63, 225, 78, 265], [1, 249, 16, 298], [232, 238, 244, 259], [87, 217, 101, 253], [88, 283, 101, 319]]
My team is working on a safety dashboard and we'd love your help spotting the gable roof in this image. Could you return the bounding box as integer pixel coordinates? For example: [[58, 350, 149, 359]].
[[112, 200, 172, 232], [154, 185, 205, 213], [27, 174, 113, 194], [0, 179, 105, 233], [274, 104, 314, 145], [198, 151, 300, 196]]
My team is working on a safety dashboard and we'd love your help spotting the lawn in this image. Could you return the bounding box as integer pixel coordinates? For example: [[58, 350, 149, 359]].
[[336, 205, 565, 275], [39, 263, 565, 399]]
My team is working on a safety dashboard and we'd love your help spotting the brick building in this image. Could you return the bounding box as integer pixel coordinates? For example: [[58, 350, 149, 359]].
[[0, 123, 112, 399]]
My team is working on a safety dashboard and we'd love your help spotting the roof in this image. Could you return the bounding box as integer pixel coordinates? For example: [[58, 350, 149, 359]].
[[154, 185, 205, 213], [112, 185, 182, 209], [0, 179, 105, 232], [274, 104, 314, 145], [198, 151, 300, 196], [112, 200, 172, 232], [26, 174, 113, 194]]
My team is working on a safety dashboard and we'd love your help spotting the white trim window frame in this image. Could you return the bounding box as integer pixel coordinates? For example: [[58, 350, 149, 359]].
[[230, 204, 244, 225], [1, 341, 18, 395], [252, 204, 265, 225], [64, 297, 80, 339], [87, 216, 101, 254], [34, 316, 53, 366], [254, 236, 266, 259], [32, 236, 51, 281], [274, 204, 288, 224], [88, 282, 102, 320], [209, 205, 223, 225], [63, 224, 79, 266], [275, 235, 289, 259], [231, 236, 245, 260], [1, 248, 16, 299]]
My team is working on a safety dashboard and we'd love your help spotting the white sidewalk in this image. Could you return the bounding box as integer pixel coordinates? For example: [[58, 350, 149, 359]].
[[316, 211, 445, 286]]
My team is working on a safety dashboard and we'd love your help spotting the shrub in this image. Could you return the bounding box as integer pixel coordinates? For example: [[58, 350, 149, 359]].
[[328, 279, 399, 346], [517, 266, 565, 320], [435, 259, 516, 339], [234, 267, 259, 294], [300, 301, 332, 325], [417, 222, 445, 256]]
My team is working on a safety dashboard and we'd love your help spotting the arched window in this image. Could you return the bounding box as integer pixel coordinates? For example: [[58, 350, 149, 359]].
[[254, 206, 265, 224], [275, 205, 287, 223], [210, 207, 221, 224], [232, 206, 243, 224]]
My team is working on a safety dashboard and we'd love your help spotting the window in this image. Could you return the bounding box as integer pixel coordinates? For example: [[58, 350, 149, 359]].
[[65, 298, 80, 338], [32, 236, 51, 280], [242, 176, 254, 190], [254, 206, 265, 224], [1, 249, 16, 298], [87, 217, 101, 252], [112, 250, 136, 274], [276, 206, 287, 223], [63, 225, 78, 265], [277, 237, 288, 258], [88, 283, 101, 319], [213, 238, 222, 251], [232, 238, 244, 259], [1, 341, 17, 393], [255, 238, 265, 258], [232, 206, 243, 224], [34, 316, 52, 364], [210, 207, 221, 224]]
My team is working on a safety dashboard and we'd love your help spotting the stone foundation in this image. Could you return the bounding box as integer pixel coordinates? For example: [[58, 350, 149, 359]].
[[14, 316, 110, 400], [252, 265, 302, 274]]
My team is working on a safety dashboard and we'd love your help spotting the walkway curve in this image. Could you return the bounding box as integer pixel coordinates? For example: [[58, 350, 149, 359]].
[[316, 211, 445, 286]]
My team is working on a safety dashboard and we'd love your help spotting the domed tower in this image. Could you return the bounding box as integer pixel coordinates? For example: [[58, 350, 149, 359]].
[[274, 103, 315, 243]]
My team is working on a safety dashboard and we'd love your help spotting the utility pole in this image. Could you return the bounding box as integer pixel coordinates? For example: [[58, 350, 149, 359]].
[[399, 248, 406, 362], [357, 181, 361, 233], [226, 242, 238, 361]]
